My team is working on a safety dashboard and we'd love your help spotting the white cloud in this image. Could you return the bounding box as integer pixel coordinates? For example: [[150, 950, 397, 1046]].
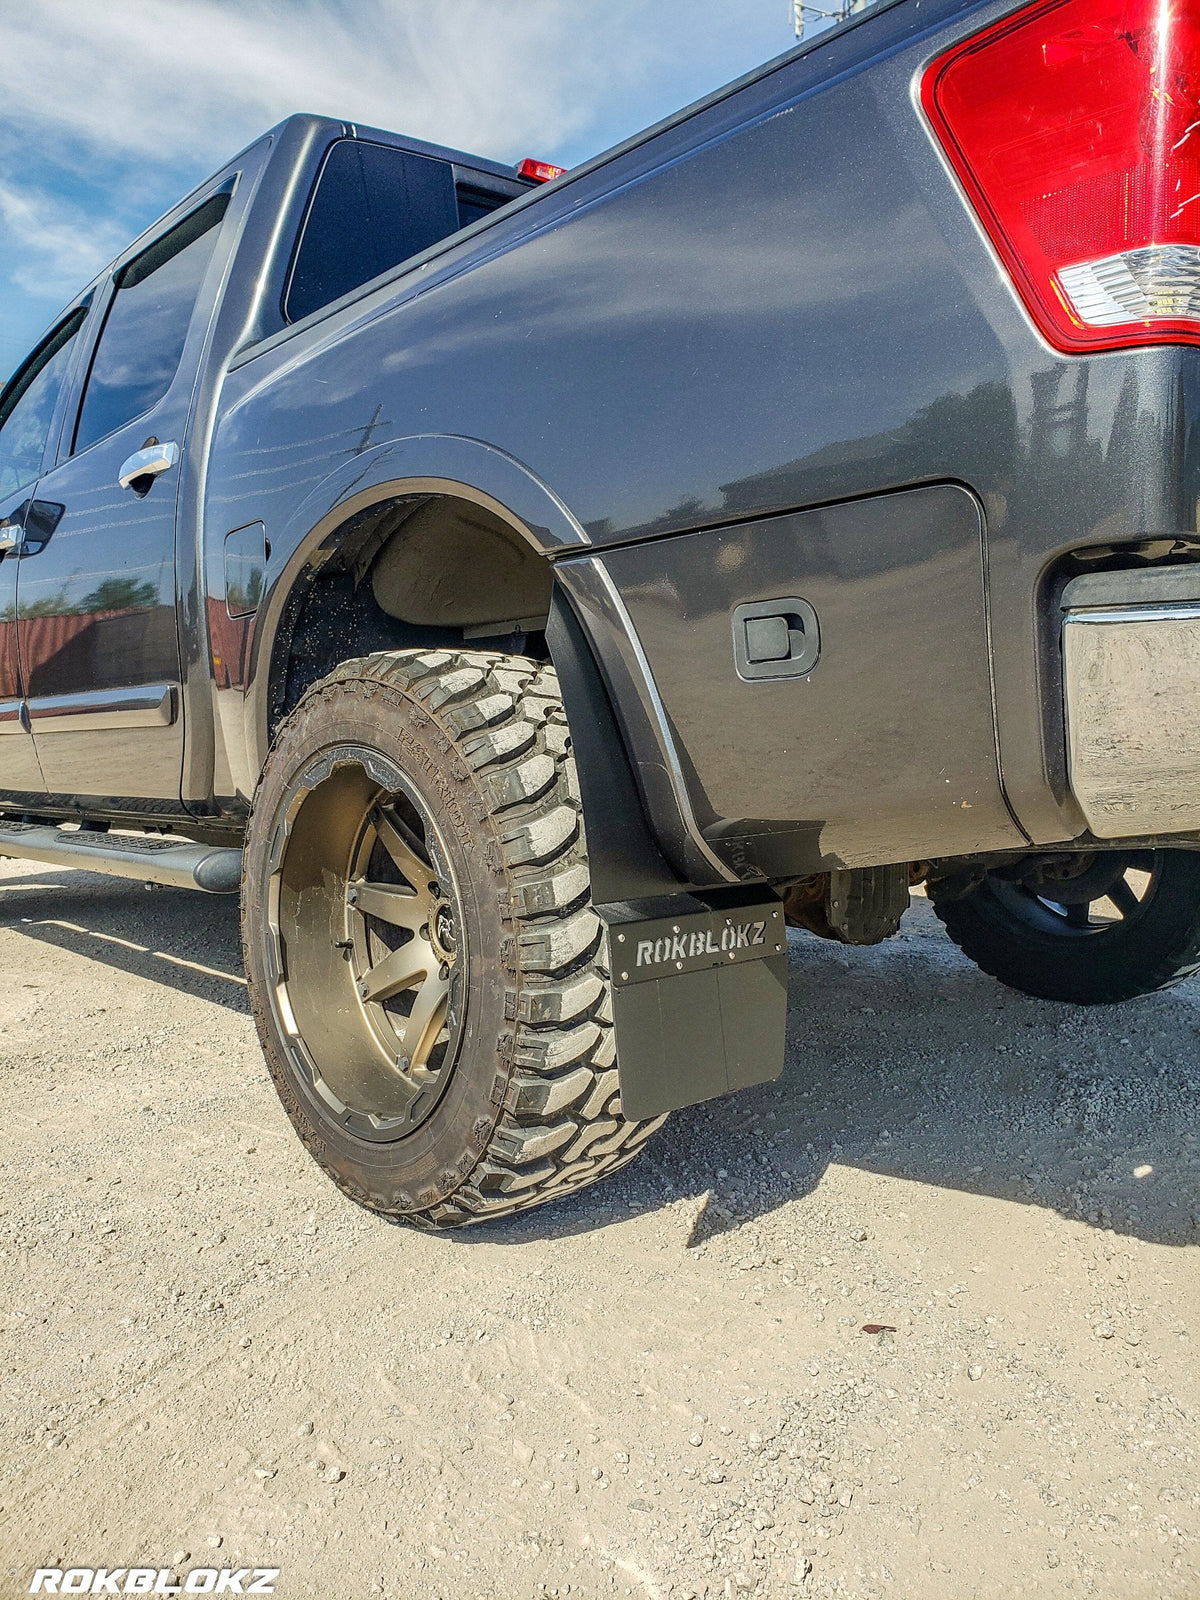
[[0, 181, 128, 301], [0, 0, 789, 174]]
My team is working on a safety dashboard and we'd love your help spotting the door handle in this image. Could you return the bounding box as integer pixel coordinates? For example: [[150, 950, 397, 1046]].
[[118, 439, 179, 491]]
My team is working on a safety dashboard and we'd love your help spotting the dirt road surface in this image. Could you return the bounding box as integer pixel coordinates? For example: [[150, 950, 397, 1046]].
[[0, 856, 1197, 1600]]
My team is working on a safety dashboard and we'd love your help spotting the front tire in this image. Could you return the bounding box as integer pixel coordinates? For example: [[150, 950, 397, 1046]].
[[242, 649, 665, 1228], [929, 849, 1200, 1004]]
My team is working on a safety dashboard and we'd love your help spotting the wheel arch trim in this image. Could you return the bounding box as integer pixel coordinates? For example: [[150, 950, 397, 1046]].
[[244, 433, 586, 769]]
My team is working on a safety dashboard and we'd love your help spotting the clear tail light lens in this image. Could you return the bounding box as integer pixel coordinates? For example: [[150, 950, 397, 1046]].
[[922, 0, 1200, 351]]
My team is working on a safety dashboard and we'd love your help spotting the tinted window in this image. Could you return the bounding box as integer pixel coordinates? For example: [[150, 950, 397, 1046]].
[[0, 312, 85, 498], [74, 193, 229, 456], [456, 184, 516, 229], [285, 140, 460, 324]]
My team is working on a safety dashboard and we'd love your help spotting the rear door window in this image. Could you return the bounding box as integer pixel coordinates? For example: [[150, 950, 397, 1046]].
[[285, 139, 460, 323], [73, 192, 229, 457]]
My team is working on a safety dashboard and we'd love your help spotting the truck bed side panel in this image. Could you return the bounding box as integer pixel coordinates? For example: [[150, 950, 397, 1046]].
[[584, 484, 1023, 876]]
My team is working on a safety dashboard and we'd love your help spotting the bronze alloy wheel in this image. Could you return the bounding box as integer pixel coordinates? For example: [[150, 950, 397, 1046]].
[[264, 746, 467, 1141], [242, 648, 666, 1228]]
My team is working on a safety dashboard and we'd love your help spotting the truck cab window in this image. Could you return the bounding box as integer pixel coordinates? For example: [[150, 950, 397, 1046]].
[[73, 192, 229, 457], [0, 311, 85, 498], [284, 139, 460, 324], [455, 184, 514, 229]]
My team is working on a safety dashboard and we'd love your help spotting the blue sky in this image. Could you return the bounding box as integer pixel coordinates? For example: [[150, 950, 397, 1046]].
[[0, 0, 805, 382]]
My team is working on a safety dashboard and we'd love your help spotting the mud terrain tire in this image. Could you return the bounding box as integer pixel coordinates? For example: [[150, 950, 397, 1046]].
[[242, 649, 665, 1228]]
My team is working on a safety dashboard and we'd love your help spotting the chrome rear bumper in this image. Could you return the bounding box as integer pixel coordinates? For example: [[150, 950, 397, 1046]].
[[1062, 566, 1200, 838]]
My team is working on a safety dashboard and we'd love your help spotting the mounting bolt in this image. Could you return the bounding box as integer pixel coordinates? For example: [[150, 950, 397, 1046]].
[[358, 980, 369, 996], [617, 933, 625, 943], [347, 887, 358, 904], [619, 971, 628, 981]]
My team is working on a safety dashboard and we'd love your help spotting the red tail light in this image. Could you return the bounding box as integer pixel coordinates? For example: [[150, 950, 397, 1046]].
[[923, 0, 1200, 351], [516, 158, 566, 183]]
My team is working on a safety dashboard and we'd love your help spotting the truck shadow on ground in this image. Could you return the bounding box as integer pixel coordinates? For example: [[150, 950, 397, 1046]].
[[0, 869, 249, 1011], [4, 873, 1197, 1251], [489, 897, 1200, 1253]]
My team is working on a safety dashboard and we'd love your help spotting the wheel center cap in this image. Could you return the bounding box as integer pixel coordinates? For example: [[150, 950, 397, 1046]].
[[429, 900, 456, 966]]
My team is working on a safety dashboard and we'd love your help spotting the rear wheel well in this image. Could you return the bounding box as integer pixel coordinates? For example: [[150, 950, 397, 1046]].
[[268, 492, 554, 736]]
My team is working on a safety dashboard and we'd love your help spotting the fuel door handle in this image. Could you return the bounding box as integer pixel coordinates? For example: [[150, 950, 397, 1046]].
[[732, 598, 821, 681]]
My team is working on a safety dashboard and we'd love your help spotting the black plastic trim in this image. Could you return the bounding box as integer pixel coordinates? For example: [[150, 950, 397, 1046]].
[[545, 585, 688, 904]]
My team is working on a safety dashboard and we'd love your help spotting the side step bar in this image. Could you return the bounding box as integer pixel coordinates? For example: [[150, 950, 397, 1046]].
[[0, 821, 242, 894]]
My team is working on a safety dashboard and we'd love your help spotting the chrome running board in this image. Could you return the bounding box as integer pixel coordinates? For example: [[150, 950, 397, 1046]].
[[0, 820, 242, 894]]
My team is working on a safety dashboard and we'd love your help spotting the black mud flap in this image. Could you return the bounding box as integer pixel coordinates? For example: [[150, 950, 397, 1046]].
[[598, 888, 788, 1120]]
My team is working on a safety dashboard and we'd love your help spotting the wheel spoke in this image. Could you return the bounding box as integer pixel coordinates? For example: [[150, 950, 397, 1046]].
[[371, 805, 432, 892], [352, 879, 426, 930], [359, 940, 430, 1004], [1109, 874, 1140, 919], [398, 972, 448, 1067]]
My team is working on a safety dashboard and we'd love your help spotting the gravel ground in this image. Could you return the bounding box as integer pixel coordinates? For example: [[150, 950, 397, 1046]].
[[0, 855, 1197, 1600]]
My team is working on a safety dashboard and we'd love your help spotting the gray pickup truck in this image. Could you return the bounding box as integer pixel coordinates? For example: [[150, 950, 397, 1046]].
[[3, 0, 1200, 1228]]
